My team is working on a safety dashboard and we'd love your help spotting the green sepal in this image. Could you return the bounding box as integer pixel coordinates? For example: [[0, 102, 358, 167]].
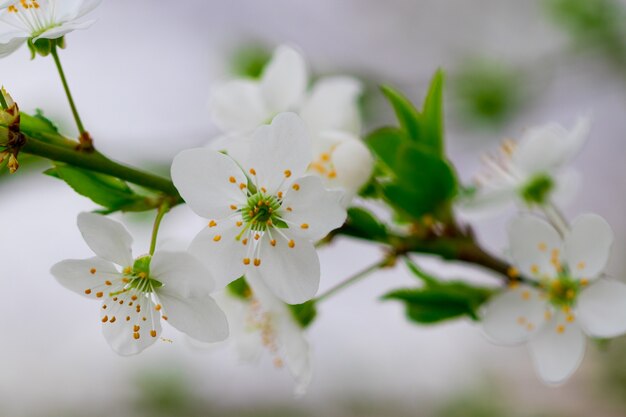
[[227, 277, 251, 300], [288, 300, 317, 329], [133, 256, 152, 276]]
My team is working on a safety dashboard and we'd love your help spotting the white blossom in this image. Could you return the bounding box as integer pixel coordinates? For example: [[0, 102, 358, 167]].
[[51, 212, 229, 356], [171, 112, 347, 304], [458, 117, 590, 218], [0, 0, 102, 57], [482, 214, 626, 384], [209, 44, 373, 201]]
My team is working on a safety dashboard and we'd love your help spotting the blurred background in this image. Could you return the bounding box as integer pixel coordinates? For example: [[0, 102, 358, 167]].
[[2, 0, 626, 416]]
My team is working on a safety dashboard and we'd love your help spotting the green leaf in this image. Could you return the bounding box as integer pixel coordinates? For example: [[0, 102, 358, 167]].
[[405, 258, 438, 286], [346, 207, 388, 241], [421, 70, 445, 156], [381, 85, 421, 140], [289, 300, 317, 329], [46, 164, 154, 212], [384, 281, 493, 324], [367, 128, 457, 219]]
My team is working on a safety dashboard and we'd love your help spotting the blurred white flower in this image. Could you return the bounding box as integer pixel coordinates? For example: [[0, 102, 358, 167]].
[[0, 0, 102, 57], [482, 214, 626, 384], [458, 117, 590, 218], [217, 274, 311, 396], [172, 113, 347, 304], [51, 212, 229, 356], [210, 44, 373, 201]]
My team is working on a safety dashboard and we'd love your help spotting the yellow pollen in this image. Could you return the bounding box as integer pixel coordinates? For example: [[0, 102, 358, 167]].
[[292, 184, 300, 191], [249, 168, 256, 175], [508, 280, 519, 290], [155, 304, 162, 311], [90, 268, 96, 274], [133, 332, 140, 340], [243, 258, 251, 265], [261, 187, 267, 193], [577, 261, 586, 270], [526, 323, 535, 331], [105, 280, 112, 286], [300, 223, 309, 229], [507, 267, 519, 278], [126, 316, 130, 321], [240, 183, 246, 190], [277, 191, 283, 199], [254, 258, 261, 267], [254, 233, 260, 240], [580, 278, 589, 286], [328, 170, 337, 179], [286, 207, 293, 212], [109, 317, 116, 323], [242, 238, 248, 245], [538, 242, 547, 252], [96, 292, 103, 298], [213, 235, 222, 242], [236, 221, 243, 227], [123, 267, 132, 274], [131, 295, 137, 301], [138, 272, 147, 279], [270, 239, 277, 247], [101, 315, 109, 323], [556, 325, 565, 334], [150, 330, 157, 337], [84, 289, 92, 295], [288, 240, 295, 248], [566, 314, 575, 323], [230, 204, 237, 210], [209, 220, 217, 227], [229, 176, 236, 183], [566, 289, 576, 299], [122, 278, 130, 283], [321, 153, 331, 162], [544, 311, 552, 321], [133, 325, 140, 332], [102, 305, 107, 310], [530, 264, 539, 275], [521, 291, 531, 300], [284, 170, 292, 178]]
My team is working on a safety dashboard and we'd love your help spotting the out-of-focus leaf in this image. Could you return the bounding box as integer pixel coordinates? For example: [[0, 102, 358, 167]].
[[289, 300, 317, 329], [421, 69, 445, 156], [346, 207, 388, 241], [381, 86, 421, 140], [45, 164, 156, 212], [230, 44, 272, 79]]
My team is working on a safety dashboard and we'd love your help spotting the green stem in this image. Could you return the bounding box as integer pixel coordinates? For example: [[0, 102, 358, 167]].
[[150, 202, 170, 255], [315, 258, 390, 303], [20, 135, 181, 199], [50, 45, 87, 137], [543, 202, 569, 237]]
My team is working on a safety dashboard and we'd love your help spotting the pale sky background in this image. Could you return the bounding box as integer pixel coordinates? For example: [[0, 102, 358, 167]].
[[1, 1, 626, 416]]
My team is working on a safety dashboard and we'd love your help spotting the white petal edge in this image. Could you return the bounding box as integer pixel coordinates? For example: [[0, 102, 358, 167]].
[[508, 215, 562, 279], [260, 45, 308, 114], [577, 279, 626, 338], [77, 212, 134, 267], [150, 251, 215, 297], [564, 213, 613, 280], [209, 80, 269, 132], [51, 257, 121, 299]]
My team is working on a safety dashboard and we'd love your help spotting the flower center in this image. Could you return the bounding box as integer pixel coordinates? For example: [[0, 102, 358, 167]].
[[543, 276, 581, 308], [309, 147, 338, 180], [521, 174, 554, 205], [6, 0, 59, 36], [241, 192, 283, 231]]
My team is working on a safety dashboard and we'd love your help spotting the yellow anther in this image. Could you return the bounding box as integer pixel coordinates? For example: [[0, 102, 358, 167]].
[[126, 316, 131, 321], [96, 292, 103, 298], [229, 176, 236, 183], [556, 325, 565, 334], [84, 289, 92, 295], [328, 170, 337, 179], [249, 168, 256, 176], [277, 191, 283, 199], [254, 259, 261, 267], [243, 258, 251, 265], [236, 221, 243, 227], [90, 268, 97, 274], [544, 311, 552, 321], [284, 170, 292, 178], [209, 220, 217, 227], [133, 325, 140, 332], [155, 304, 162, 311], [109, 317, 116, 323], [566, 289, 576, 299], [566, 314, 575, 323], [580, 278, 589, 286], [150, 330, 157, 337], [507, 267, 519, 278], [261, 187, 267, 193], [521, 291, 531, 300], [288, 240, 295, 248], [577, 261, 586, 270], [105, 280, 112, 286], [292, 184, 300, 191], [138, 272, 147, 279], [538, 242, 547, 252], [320, 153, 331, 162], [230, 204, 237, 210], [131, 295, 137, 301], [242, 238, 248, 246], [530, 264, 539, 275], [133, 332, 140, 340], [101, 315, 108, 323], [213, 235, 222, 242], [240, 183, 246, 190], [526, 323, 535, 331], [508, 280, 519, 289], [300, 223, 309, 229], [517, 316, 526, 325], [123, 267, 132, 275], [270, 239, 277, 247]]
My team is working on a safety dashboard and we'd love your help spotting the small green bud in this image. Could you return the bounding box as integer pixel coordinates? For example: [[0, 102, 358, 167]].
[[27, 37, 65, 59], [132, 255, 152, 277], [521, 174, 554, 205]]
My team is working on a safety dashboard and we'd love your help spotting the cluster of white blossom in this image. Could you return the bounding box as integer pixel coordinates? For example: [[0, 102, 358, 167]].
[[461, 120, 626, 384], [1, 0, 624, 394]]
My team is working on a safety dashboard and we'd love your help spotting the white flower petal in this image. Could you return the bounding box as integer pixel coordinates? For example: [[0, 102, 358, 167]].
[[51, 257, 121, 299], [260, 45, 307, 114], [171, 149, 247, 220], [529, 312, 585, 385], [188, 218, 247, 289], [509, 215, 562, 279], [150, 251, 215, 297], [214, 292, 264, 363], [58, 0, 103, 20], [577, 279, 626, 338], [34, 20, 95, 41], [330, 136, 374, 195], [564, 213, 613, 280], [101, 292, 161, 356], [209, 80, 269, 132], [455, 186, 517, 220], [481, 286, 547, 345], [299, 76, 362, 134], [256, 233, 320, 304], [243, 112, 313, 193], [158, 289, 229, 343], [551, 169, 581, 207], [77, 212, 133, 267], [0, 37, 25, 58], [281, 175, 346, 242], [208, 130, 254, 164], [512, 117, 589, 176]]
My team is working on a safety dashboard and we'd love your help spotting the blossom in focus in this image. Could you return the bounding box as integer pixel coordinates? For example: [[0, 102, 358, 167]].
[[217, 273, 311, 396], [0, 0, 102, 58], [209, 44, 374, 200], [482, 214, 626, 384], [458, 117, 590, 218], [51, 212, 229, 355], [171, 112, 347, 304]]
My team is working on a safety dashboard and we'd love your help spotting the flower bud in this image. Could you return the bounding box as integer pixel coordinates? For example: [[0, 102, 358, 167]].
[[0, 87, 19, 128], [7, 153, 18, 174]]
